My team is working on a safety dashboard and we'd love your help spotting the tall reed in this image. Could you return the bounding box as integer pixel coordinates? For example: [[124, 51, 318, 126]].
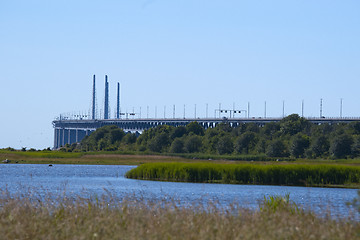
[[126, 162, 360, 187], [0, 191, 358, 240]]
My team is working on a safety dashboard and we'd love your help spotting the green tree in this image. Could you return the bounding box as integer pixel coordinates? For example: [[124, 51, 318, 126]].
[[245, 123, 260, 133], [148, 132, 170, 152], [136, 125, 174, 151], [110, 128, 125, 143], [256, 139, 267, 154], [330, 133, 353, 158], [186, 122, 204, 136], [310, 135, 330, 158], [290, 133, 310, 158], [261, 122, 280, 140], [170, 126, 187, 139], [184, 135, 203, 153], [266, 139, 288, 157], [202, 127, 221, 153], [80, 125, 126, 151], [217, 135, 234, 155], [235, 132, 257, 154], [169, 138, 185, 153], [350, 122, 360, 135], [232, 123, 247, 137], [122, 133, 137, 144], [351, 136, 360, 158], [97, 139, 107, 151], [280, 114, 309, 136], [216, 123, 232, 133]]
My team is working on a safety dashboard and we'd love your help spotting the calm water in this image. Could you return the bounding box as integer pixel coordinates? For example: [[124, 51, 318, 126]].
[[0, 164, 358, 217]]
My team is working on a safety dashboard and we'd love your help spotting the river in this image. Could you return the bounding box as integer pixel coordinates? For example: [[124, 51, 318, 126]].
[[0, 164, 358, 218]]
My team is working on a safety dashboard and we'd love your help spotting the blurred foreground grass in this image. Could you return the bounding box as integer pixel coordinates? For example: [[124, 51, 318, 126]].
[[0, 190, 359, 240]]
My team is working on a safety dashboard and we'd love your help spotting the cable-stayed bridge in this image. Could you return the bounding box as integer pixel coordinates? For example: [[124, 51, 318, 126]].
[[52, 75, 360, 149]]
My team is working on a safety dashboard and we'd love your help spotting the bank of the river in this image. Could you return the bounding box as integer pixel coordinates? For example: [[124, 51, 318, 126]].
[[126, 162, 360, 188], [2, 150, 360, 165], [2, 150, 360, 188], [0, 151, 195, 165]]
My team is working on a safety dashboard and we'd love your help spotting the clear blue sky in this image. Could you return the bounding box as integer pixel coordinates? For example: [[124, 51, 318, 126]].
[[1, 0, 360, 149]]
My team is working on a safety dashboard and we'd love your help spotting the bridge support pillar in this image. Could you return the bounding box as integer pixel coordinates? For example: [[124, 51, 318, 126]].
[[62, 128, 65, 147], [54, 128, 58, 149], [58, 129, 61, 148]]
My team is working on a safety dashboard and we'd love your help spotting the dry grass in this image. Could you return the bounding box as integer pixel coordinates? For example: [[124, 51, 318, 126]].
[[0, 191, 358, 240], [2, 148, 360, 167], [2, 150, 360, 166], [0, 152, 235, 165]]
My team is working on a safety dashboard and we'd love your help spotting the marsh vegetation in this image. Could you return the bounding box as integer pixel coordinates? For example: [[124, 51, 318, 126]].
[[126, 162, 360, 188]]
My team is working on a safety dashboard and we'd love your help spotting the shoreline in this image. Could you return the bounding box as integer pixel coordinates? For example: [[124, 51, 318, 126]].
[[2, 151, 360, 189]]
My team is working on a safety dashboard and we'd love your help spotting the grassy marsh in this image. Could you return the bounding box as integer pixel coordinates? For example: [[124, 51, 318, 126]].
[[126, 162, 360, 188]]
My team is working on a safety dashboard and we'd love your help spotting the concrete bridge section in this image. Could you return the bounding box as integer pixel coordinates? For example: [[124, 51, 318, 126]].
[[52, 117, 360, 149]]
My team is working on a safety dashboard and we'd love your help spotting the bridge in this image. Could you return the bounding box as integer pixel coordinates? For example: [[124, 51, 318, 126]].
[[52, 117, 360, 149], [52, 75, 360, 149]]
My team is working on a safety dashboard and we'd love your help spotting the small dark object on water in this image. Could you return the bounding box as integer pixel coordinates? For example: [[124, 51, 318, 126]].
[[49, 164, 53, 167]]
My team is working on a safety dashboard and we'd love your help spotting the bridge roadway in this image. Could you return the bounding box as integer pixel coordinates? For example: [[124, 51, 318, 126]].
[[52, 117, 360, 149]]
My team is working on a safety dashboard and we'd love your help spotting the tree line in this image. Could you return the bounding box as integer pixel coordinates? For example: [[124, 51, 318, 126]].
[[67, 114, 360, 159]]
